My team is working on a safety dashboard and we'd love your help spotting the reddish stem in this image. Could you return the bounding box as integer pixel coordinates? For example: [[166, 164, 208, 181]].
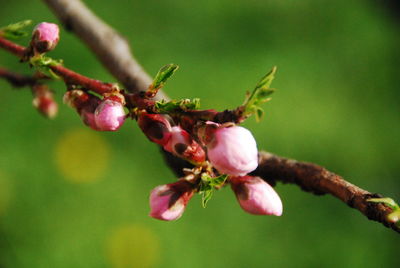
[[50, 65, 114, 94], [0, 37, 25, 56], [0, 36, 242, 121], [0, 36, 114, 94], [0, 67, 37, 87]]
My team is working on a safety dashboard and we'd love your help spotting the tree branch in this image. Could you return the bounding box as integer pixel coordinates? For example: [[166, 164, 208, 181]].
[[252, 152, 399, 233], [0, 36, 116, 94], [41, 0, 398, 233], [0, 67, 37, 87]]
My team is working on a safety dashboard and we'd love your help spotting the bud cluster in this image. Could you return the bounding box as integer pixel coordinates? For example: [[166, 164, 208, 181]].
[[138, 113, 206, 164], [0, 21, 282, 222], [140, 114, 283, 221]]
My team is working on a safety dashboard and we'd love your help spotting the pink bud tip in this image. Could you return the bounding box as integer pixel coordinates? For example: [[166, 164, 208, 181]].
[[230, 176, 283, 216], [149, 180, 194, 221], [163, 126, 206, 164], [94, 99, 126, 131], [32, 22, 60, 53], [138, 113, 172, 146], [204, 124, 258, 176]]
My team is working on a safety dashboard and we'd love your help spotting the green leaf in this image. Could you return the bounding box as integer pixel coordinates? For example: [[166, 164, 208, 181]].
[[255, 107, 264, 122], [148, 64, 179, 94], [198, 174, 228, 208], [241, 66, 277, 121], [254, 66, 277, 92], [201, 189, 213, 208], [87, 90, 104, 99], [367, 197, 399, 210], [199, 176, 213, 208], [0, 20, 32, 39], [29, 55, 63, 79], [208, 174, 228, 187], [154, 98, 200, 113]]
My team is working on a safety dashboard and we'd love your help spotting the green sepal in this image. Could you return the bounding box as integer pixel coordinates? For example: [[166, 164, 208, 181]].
[[208, 174, 228, 187], [242, 66, 276, 121], [0, 20, 32, 39], [198, 174, 228, 208], [367, 197, 399, 210], [29, 55, 63, 79], [87, 90, 104, 99], [148, 64, 179, 95], [154, 98, 200, 113]]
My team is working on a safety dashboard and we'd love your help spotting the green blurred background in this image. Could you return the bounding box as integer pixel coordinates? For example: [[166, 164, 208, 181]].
[[0, 0, 399, 267]]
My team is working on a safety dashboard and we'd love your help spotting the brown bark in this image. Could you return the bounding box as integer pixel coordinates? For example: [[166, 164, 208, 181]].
[[252, 152, 399, 233]]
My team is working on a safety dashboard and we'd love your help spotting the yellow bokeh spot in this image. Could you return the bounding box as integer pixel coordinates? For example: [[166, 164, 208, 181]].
[[106, 224, 160, 268], [0, 171, 12, 216], [54, 128, 110, 183]]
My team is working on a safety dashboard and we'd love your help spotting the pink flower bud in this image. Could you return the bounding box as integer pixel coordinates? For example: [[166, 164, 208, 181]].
[[163, 126, 206, 164], [80, 109, 101, 131], [32, 22, 60, 53], [149, 180, 194, 221], [230, 176, 283, 216], [202, 123, 258, 176], [94, 99, 126, 131], [138, 113, 172, 146], [32, 93, 58, 119], [32, 85, 58, 119], [63, 90, 103, 131]]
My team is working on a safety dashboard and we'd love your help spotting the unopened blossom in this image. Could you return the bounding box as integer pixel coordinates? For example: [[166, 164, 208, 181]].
[[32, 95, 58, 119], [230, 176, 283, 216], [32, 85, 58, 118], [94, 99, 125, 131], [163, 126, 206, 164], [63, 90, 101, 130], [80, 109, 100, 131], [32, 22, 59, 53], [201, 122, 258, 176], [149, 180, 194, 221], [138, 113, 172, 146]]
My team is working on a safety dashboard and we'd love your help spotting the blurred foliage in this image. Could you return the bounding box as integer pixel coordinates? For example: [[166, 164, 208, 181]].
[[0, 0, 399, 267]]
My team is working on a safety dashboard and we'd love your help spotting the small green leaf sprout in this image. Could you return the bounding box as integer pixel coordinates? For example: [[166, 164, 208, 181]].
[[242, 66, 276, 122], [199, 174, 228, 208], [0, 20, 32, 39], [367, 197, 400, 226]]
